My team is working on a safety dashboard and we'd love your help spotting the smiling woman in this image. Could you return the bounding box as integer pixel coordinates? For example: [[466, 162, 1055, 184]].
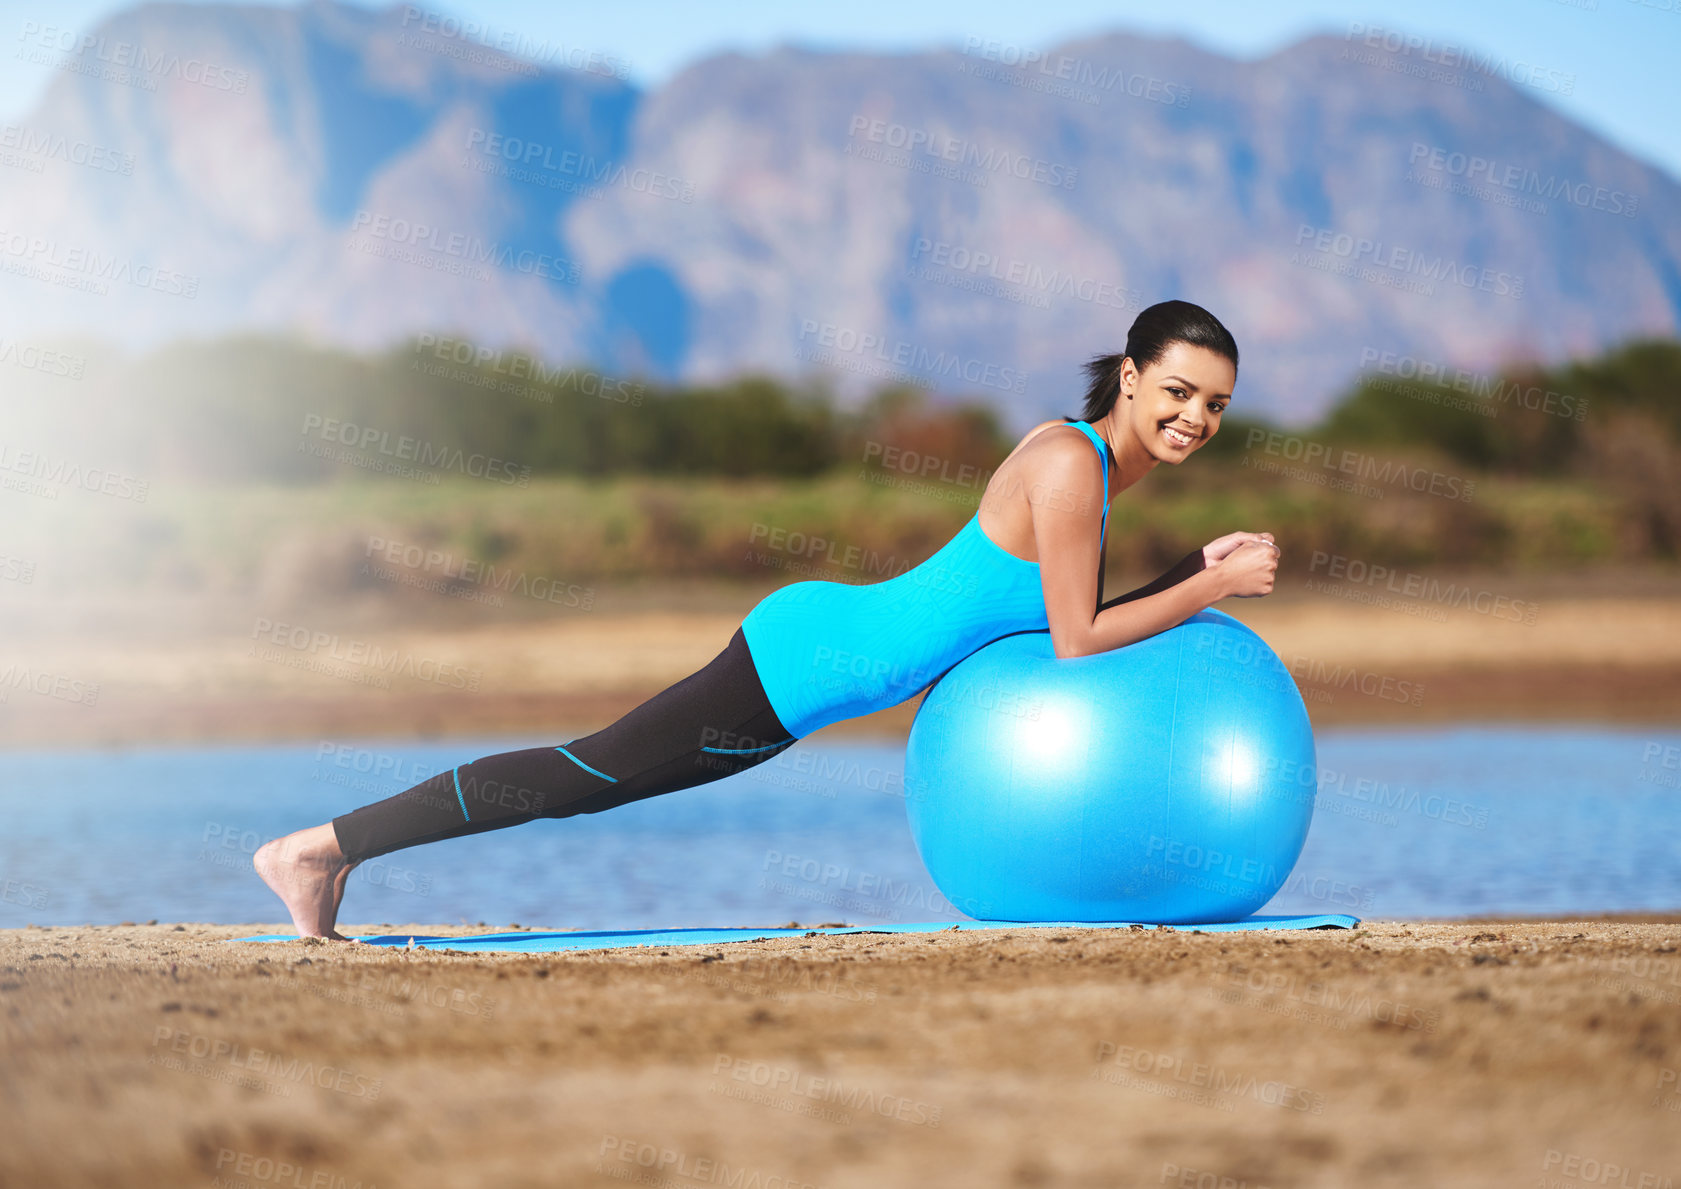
[[255, 299, 1282, 940], [977, 299, 1279, 656]]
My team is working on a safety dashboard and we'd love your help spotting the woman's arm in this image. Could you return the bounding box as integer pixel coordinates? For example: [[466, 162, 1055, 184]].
[[1031, 436, 1278, 658], [1099, 549, 1207, 611], [1099, 530, 1277, 611], [1064, 568, 1233, 659]]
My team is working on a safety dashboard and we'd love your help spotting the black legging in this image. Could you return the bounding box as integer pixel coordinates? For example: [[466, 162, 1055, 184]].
[[331, 628, 797, 862]]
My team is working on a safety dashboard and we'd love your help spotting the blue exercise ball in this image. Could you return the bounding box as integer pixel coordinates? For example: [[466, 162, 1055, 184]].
[[904, 609, 1316, 924]]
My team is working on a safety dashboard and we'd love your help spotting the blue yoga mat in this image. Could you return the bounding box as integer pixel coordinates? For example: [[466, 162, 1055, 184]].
[[230, 913, 1360, 953]]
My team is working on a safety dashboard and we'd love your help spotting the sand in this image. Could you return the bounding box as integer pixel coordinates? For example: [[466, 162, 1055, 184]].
[[3, 918, 1678, 1188], [3, 592, 1680, 746]]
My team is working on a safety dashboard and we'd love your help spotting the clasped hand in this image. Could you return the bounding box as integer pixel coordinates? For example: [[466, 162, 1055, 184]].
[[1201, 532, 1279, 598]]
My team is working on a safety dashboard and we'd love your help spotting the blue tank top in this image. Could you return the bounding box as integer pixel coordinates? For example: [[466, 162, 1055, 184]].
[[741, 419, 1112, 737]]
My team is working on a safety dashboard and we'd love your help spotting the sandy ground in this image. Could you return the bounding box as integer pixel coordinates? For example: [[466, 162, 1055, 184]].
[[2, 918, 1678, 1188], [2, 593, 1680, 745]]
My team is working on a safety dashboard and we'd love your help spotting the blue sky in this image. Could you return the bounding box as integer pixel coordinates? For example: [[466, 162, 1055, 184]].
[[4, 0, 1677, 180]]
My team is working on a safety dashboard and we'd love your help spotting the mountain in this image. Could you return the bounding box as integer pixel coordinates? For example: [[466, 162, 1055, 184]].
[[2, 0, 1677, 427]]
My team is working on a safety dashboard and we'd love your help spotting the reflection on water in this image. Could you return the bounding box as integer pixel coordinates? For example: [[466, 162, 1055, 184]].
[[0, 726, 1676, 928]]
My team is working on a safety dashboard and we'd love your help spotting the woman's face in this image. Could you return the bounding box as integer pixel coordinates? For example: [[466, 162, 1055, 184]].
[[1116, 341, 1236, 466]]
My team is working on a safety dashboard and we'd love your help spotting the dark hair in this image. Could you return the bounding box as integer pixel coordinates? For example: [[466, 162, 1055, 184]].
[[1076, 300, 1239, 422]]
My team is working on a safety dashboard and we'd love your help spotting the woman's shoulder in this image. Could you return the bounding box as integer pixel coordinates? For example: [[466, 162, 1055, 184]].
[[1014, 418, 1100, 466], [988, 419, 1103, 487], [1014, 418, 1078, 450]]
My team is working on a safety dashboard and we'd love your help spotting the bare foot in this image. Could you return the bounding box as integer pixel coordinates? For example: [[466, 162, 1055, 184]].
[[254, 823, 363, 940]]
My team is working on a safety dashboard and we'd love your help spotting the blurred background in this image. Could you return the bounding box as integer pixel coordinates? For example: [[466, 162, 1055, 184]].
[[1, 0, 1677, 929]]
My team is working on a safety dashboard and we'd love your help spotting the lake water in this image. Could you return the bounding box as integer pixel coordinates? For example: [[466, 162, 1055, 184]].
[[1, 726, 1677, 929]]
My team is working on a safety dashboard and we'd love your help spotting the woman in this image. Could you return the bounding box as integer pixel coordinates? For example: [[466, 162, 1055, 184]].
[[255, 300, 1280, 939]]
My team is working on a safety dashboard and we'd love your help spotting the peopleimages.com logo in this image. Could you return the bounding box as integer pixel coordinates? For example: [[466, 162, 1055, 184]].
[[16, 21, 250, 93]]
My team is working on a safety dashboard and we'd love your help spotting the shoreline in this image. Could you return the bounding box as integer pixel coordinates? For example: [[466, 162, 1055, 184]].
[[2, 594, 1679, 747], [0, 668, 1678, 750], [0, 661, 1676, 748]]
